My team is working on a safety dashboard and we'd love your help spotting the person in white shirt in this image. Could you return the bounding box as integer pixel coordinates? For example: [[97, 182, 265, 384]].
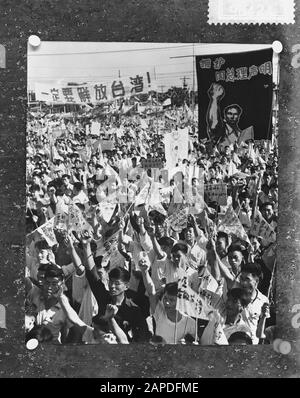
[[72, 182, 89, 205], [238, 262, 270, 345], [182, 215, 207, 271], [26, 263, 93, 344], [200, 287, 252, 345], [139, 258, 196, 344]]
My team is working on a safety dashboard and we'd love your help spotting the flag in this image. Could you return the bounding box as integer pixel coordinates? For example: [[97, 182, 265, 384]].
[[77, 146, 91, 164], [250, 210, 276, 245], [134, 183, 151, 207], [54, 209, 68, 231], [95, 231, 119, 258], [239, 126, 254, 144], [261, 242, 276, 272], [167, 205, 189, 232], [176, 275, 217, 321], [68, 202, 92, 234], [183, 102, 193, 120], [218, 205, 251, 245], [196, 49, 273, 141], [36, 217, 58, 247], [146, 181, 167, 216], [98, 202, 117, 224]]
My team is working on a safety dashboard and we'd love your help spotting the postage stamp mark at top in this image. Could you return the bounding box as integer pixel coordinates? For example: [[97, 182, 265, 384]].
[[208, 0, 295, 24]]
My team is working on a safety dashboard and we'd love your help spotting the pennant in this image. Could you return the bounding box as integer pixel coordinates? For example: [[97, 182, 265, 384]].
[[167, 205, 189, 232], [261, 242, 276, 272], [218, 205, 251, 245], [134, 183, 150, 207], [68, 202, 92, 234], [54, 209, 68, 231], [98, 202, 117, 224], [238, 126, 254, 144], [250, 210, 276, 244], [36, 217, 58, 247]]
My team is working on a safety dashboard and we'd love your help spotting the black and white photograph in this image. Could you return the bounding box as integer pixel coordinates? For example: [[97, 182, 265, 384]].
[[25, 41, 279, 347]]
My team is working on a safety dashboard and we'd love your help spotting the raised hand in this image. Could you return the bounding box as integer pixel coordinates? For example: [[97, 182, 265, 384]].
[[136, 216, 144, 226], [80, 230, 93, 246], [138, 256, 150, 273], [208, 83, 224, 100], [146, 224, 155, 237], [261, 302, 270, 319], [104, 304, 119, 320], [118, 218, 126, 230], [188, 213, 196, 226]]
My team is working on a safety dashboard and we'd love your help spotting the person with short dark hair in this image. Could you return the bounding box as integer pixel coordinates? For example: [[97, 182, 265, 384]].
[[72, 181, 89, 205], [62, 174, 73, 197], [82, 235, 151, 343], [228, 331, 253, 345], [200, 287, 252, 345], [260, 201, 277, 230], [26, 262, 93, 344], [139, 257, 196, 344], [238, 261, 270, 344]]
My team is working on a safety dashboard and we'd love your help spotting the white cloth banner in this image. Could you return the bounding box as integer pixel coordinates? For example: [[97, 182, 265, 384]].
[[35, 73, 155, 104]]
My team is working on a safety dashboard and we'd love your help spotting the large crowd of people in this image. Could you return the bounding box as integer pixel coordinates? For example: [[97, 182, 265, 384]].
[[25, 103, 278, 345]]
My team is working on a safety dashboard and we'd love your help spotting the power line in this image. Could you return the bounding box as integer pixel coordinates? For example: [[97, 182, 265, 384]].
[[29, 61, 193, 70], [28, 44, 195, 57]]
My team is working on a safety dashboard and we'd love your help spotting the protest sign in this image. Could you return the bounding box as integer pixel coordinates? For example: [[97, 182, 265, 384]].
[[77, 146, 91, 163], [54, 209, 68, 231], [141, 158, 163, 169], [176, 275, 219, 321], [95, 231, 119, 258], [205, 183, 227, 205], [100, 140, 115, 151], [167, 205, 189, 232]]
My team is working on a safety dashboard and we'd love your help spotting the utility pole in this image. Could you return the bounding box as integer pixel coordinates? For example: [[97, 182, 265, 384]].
[[158, 85, 165, 103], [180, 76, 190, 90]]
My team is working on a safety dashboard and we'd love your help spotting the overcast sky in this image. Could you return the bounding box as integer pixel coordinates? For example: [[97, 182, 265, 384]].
[[28, 42, 278, 91]]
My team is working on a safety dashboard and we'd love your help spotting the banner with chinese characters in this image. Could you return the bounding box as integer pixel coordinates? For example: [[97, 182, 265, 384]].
[[196, 49, 273, 142], [176, 275, 219, 321], [141, 158, 164, 169], [218, 205, 251, 245], [36, 217, 58, 247], [34, 72, 154, 104], [204, 183, 227, 206], [250, 210, 276, 245]]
